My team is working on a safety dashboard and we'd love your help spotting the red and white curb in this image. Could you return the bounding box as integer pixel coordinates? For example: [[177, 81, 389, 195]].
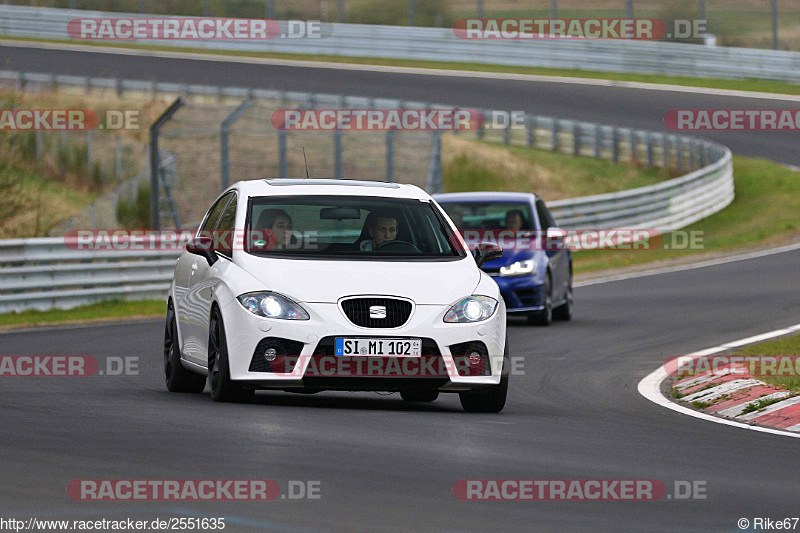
[[673, 369, 800, 430], [638, 323, 800, 439]]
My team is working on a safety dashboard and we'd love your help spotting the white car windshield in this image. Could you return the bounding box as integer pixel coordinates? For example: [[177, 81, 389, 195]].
[[245, 195, 466, 260]]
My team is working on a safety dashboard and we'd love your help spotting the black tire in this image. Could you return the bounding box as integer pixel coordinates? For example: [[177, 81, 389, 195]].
[[400, 389, 439, 402], [527, 274, 552, 326], [459, 340, 509, 413], [164, 301, 206, 393], [208, 308, 254, 403], [553, 274, 573, 321]]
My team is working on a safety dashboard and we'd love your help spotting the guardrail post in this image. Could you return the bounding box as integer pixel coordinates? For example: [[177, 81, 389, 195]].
[[526, 116, 535, 147], [426, 132, 442, 194], [115, 135, 122, 182], [149, 97, 184, 230], [662, 135, 669, 168], [629, 130, 636, 164], [35, 130, 42, 160], [477, 110, 485, 140], [220, 100, 254, 190], [689, 139, 696, 170], [386, 130, 395, 183], [646, 132, 654, 167], [676, 137, 684, 171], [87, 130, 93, 168], [334, 130, 343, 179], [551, 120, 559, 152], [573, 123, 580, 156], [279, 131, 288, 178], [611, 127, 619, 164], [594, 125, 601, 159], [15, 71, 22, 91]]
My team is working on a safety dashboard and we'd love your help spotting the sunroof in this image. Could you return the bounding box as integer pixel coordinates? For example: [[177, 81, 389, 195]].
[[264, 179, 400, 188]]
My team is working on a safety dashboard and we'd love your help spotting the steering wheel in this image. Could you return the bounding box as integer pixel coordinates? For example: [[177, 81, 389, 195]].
[[374, 240, 422, 254]]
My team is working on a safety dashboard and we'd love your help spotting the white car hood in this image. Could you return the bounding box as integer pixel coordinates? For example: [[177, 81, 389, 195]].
[[235, 254, 480, 305]]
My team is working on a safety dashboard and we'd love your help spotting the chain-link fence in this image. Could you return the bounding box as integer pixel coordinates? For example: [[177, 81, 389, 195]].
[[151, 95, 438, 230]]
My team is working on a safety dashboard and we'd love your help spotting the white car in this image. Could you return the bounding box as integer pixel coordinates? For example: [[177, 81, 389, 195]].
[[164, 179, 509, 412]]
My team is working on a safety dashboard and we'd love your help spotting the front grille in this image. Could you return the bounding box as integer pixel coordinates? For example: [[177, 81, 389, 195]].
[[340, 297, 412, 328]]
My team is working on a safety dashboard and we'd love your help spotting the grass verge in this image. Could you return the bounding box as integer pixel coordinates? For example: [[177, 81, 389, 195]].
[[442, 136, 676, 200], [572, 155, 800, 274], [4, 36, 799, 96], [728, 334, 800, 393], [0, 299, 165, 329]]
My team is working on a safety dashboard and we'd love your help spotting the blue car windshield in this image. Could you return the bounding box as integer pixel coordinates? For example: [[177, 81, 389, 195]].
[[439, 202, 535, 231]]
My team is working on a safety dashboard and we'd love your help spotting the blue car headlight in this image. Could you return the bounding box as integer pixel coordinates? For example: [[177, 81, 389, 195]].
[[444, 295, 498, 323], [499, 259, 536, 277], [237, 292, 309, 320]]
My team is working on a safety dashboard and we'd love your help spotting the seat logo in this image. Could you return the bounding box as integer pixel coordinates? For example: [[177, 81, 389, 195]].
[[369, 306, 387, 319]]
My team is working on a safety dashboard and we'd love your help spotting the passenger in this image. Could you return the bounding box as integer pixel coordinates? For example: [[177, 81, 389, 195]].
[[255, 208, 293, 250], [360, 214, 398, 251]]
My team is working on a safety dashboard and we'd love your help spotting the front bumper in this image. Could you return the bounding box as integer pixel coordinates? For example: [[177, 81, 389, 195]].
[[220, 296, 506, 389], [491, 274, 545, 313]]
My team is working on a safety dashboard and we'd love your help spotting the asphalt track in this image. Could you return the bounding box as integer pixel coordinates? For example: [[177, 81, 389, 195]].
[[1, 44, 799, 532]]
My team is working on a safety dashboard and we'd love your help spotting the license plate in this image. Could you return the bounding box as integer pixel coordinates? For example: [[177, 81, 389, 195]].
[[335, 338, 421, 357]]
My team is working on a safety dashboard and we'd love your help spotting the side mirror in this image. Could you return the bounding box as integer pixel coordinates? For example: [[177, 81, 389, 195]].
[[474, 241, 502, 268], [186, 235, 218, 266]]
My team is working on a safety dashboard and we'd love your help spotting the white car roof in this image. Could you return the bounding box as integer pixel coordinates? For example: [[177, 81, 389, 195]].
[[231, 179, 432, 201]]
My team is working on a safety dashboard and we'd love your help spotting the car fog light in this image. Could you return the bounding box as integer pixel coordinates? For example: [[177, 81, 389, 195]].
[[264, 347, 278, 362], [468, 352, 482, 365]]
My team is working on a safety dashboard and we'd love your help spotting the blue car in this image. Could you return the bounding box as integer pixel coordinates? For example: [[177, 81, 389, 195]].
[[433, 192, 573, 326]]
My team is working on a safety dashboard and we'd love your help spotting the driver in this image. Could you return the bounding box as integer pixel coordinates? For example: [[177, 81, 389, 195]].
[[505, 209, 525, 231], [360, 214, 398, 251]]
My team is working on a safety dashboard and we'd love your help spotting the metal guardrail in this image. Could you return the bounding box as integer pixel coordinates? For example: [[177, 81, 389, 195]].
[[1, 5, 800, 82], [0, 238, 179, 312]]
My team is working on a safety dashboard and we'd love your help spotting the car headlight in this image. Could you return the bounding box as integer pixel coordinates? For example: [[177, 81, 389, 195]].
[[499, 259, 536, 277], [444, 295, 498, 323], [237, 292, 309, 320]]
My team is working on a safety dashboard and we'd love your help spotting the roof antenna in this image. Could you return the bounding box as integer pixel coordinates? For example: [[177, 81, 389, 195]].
[[303, 147, 310, 179]]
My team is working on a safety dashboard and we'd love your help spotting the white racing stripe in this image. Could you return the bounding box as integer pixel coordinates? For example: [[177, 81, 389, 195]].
[[638, 323, 800, 439], [1, 39, 800, 102]]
